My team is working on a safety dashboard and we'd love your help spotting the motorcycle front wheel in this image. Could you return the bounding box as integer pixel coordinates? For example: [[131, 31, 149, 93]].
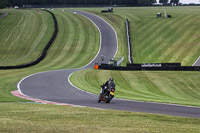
[[105, 94, 113, 103]]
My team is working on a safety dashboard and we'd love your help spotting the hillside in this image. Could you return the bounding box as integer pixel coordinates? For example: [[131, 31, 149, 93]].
[[81, 7, 200, 66]]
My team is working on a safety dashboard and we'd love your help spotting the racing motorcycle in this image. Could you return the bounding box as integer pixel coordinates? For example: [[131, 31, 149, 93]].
[[98, 84, 115, 103]]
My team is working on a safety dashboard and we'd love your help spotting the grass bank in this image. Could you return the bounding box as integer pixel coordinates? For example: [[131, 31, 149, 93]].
[[0, 9, 54, 66], [70, 69, 200, 107], [79, 7, 200, 66], [0, 9, 100, 101], [34, 10, 100, 70]]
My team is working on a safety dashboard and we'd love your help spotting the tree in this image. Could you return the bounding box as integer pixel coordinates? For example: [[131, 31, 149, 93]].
[[159, 0, 168, 5], [151, 0, 157, 4], [170, 0, 179, 6], [0, 0, 8, 9], [4, 0, 157, 7], [137, 0, 152, 6], [7, 0, 25, 7]]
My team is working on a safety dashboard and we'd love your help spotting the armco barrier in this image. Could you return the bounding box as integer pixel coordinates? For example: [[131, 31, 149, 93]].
[[98, 63, 200, 71], [126, 19, 133, 64], [0, 10, 58, 69]]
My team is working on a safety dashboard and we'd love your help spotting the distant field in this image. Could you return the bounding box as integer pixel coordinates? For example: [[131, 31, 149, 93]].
[[79, 7, 200, 66]]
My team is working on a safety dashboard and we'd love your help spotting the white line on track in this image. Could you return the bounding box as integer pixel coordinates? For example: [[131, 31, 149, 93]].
[[68, 72, 97, 96], [192, 56, 200, 66]]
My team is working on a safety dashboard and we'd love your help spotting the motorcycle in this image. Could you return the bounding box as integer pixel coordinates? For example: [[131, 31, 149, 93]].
[[98, 84, 115, 103]]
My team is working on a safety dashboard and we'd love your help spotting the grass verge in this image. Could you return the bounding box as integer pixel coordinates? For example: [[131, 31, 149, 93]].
[[0, 103, 200, 133]]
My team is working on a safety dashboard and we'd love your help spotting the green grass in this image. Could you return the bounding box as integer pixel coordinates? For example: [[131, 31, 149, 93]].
[[0, 9, 99, 68], [79, 7, 200, 66], [0, 9, 54, 66], [34, 10, 100, 69], [0, 69, 32, 102], [70, 69, 200, 107], [0, 7, 200, 132], [127, 7, 200, 65], [0, 9, 100, 101], [0, 103, 200, 133]]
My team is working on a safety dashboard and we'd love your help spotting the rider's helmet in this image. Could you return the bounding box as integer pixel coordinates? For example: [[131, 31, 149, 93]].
[[109, 77, 113, 81]]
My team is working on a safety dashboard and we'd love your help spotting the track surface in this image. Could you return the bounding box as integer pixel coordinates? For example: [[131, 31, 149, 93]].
[[18, 11, 200, 118], [193, 56, 200, 66], [0, 12, 8, 19]]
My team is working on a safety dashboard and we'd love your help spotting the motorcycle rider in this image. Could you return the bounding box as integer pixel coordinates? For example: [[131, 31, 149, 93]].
[[102, 77, 115, 95], [98, 77, 116, 103]]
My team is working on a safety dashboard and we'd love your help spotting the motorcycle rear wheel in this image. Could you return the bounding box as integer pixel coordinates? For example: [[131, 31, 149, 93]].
[[98, 99, 101, 103], [98, 96, 102, 103]]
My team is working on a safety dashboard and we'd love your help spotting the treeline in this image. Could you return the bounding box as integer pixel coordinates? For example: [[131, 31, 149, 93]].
[[0, 0, 181, 9], [1, 0, 156, 8], [0, 0, 8, 8], [159, 0, 179, 5]]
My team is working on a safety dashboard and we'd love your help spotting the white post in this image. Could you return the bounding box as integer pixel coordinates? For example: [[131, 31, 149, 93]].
[[164, 10, 167, 18]]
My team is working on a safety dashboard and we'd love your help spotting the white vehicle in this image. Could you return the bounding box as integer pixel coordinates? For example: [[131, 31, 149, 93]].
[[14, 6, 19, 9]]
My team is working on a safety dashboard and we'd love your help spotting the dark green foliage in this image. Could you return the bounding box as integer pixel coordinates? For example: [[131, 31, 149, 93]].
[[170, 0, 179, 5], [151, 0, 157, 3], [159, 0, 169, 5], [137, 0, 153, 6], [5, 0, 154, 7], [0, 0, 8, 9]]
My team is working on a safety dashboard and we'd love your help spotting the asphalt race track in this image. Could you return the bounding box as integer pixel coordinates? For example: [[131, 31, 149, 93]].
[[193, 56, 200, 66], [0, 12, 8, 19], [18, 11, 200, 118]]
